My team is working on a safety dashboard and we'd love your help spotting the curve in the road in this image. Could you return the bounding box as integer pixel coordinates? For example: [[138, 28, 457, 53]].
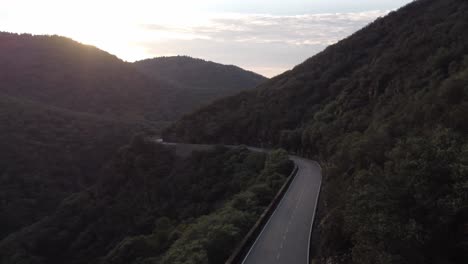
[[241, 156, 321, 264], [156, 140, 322, 264]]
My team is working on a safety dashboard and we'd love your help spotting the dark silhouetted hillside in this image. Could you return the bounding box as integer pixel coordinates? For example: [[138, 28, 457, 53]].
[[134, 55, 266, 93], [0, 33, 162, 239], [134, 56, 267, 119], [0, 138, 292, 264], [0, 93, 140, 239], [0, 32, 173, 123], [0, 32, 267, 240], [164, 0, 468, 263], [0, 33, 266, 122]]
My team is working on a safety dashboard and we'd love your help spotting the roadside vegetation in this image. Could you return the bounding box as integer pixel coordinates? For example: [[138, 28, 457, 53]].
[[0, 136, 292, 264], [164, 1, 468, 263], [0, 31, 265, 247]]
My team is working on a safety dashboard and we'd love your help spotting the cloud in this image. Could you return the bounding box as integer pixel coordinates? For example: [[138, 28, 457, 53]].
[[139, 10, 389, 77]]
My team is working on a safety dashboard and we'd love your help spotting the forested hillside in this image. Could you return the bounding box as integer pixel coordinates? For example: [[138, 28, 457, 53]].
[[134, 55, 266, 96], [0, 33, 157, 237], [0, 137, 292, 264], [0, 93, 140, 239], [0, 33, 160, 240], [0, 33, 265, 123], [0, 32, 265, 241], [164, 0, 468, 263], [0, 33, 171, 123], [134, 56, 266, 120]]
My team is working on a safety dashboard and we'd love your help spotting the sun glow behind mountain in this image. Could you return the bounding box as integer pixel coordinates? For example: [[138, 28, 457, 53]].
[[1, 0, 412, 77]]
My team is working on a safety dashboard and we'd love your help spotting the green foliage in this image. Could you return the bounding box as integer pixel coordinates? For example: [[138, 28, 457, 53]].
[[163, 0, 468, 263], [134, 56, 266, 118], [0, 94, 138, 239], [263, 149, 293, 176], [0, 141, 292, 264], [157, 149, 291, 264], [345, 129, 467, 264], [0, 32, 265, 242], [134, 56, 265, 92], [0, 32, 266, 124]]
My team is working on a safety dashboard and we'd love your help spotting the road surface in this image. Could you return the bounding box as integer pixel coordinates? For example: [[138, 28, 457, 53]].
[[156, 140, 322, 264], [242, 156, 321, 264]]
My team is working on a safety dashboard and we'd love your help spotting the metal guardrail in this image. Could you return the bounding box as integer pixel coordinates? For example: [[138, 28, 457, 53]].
[[155, 138, 322, 264], [225, 163, 299, 264], [156, 139, 318, 264]]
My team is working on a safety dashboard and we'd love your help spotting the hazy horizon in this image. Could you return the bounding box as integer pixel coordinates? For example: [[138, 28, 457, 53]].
[[1, 0, 413, 77]]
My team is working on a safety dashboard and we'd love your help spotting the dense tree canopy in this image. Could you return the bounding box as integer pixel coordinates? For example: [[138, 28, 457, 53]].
[[164, 0, 468, 263], [0, 137, 292, 264], [0, 93, 139, 239], [0, 32, 265, 241], [0, 32, 265, 123], [134, 56, 266, 111]]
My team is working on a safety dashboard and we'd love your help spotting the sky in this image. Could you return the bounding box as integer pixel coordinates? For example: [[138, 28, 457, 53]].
[[1, 0, 413, 77]]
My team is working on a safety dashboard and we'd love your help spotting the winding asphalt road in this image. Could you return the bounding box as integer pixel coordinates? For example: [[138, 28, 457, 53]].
[[242, 156, 321, 264], [157, 140, 322, 264]]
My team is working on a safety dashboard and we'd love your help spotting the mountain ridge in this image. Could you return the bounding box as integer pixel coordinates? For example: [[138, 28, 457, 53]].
[[0, 32, 266, 124], [0, 31, 266, 240], [163, 0, 468, 263], [134, 55, 266, 89]]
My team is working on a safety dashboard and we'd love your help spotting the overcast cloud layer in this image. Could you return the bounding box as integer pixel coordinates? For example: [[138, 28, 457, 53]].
[[139, 10, 389, 77], [1, 0, 412, 77]]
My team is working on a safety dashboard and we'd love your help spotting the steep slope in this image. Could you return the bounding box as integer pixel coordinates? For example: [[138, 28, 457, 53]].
[[0, 138, 292, 264], [0, 93, 139, 239], [164, 0, 468, 263], [0, 32, 173, 123], [0, 33, 266, 123], [0, 32, 266, 242], [0, 33, 165, 239], [134, 56, 266, 93], [134, 56, 267, 118], [164, 0, 468, 145]]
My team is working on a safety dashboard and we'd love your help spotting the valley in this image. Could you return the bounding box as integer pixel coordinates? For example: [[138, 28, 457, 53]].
[[1, 0, 467, 263]]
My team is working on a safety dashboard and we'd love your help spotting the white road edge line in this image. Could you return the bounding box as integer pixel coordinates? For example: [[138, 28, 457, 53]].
[[241, 160, 300, 264], [157, 140, 323, 264], [307, 161, 322, 264]]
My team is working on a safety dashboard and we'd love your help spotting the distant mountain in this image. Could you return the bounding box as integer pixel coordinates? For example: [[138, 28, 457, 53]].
[[134, 56, 267, 119], [164, 0, 468, 263], [0, 32, 170, 123], [0, 33, 266, 123], [0, 32, 266, 240], [0, 33, 163, 239], [134, 55, 266, 93]]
